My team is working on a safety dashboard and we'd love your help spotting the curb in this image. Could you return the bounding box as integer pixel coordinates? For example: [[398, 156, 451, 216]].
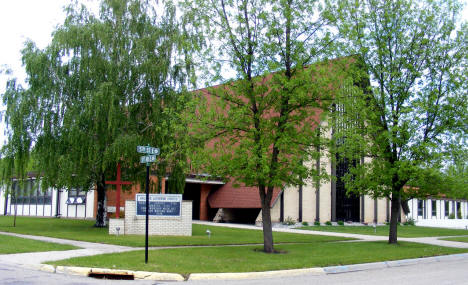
[[35, 253, 468, 281], [323, 253, 468, 274], [36, 265, 184, 281], [188, 268, 324, 281]]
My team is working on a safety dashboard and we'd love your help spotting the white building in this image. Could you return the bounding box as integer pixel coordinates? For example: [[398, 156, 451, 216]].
[[407, 198, 468, 229], [0, 176, 95, 219]]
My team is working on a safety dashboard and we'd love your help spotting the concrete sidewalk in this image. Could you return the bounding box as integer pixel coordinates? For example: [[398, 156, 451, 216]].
[[0, 231, 135, 265]]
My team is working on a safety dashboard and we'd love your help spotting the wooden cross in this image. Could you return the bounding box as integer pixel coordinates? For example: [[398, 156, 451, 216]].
[[105, 162, 132, 219]]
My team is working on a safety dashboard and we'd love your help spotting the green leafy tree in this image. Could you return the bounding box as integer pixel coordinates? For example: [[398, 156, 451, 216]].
[[183, 0, 343, 253], [333, 0, 467, 243], [1, 0, 194, 227], [443, 144, 468, 200], [0, 81, 32, 226]]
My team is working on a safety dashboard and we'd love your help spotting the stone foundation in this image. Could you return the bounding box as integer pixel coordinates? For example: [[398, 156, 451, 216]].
[[109, 218, 125, 235]]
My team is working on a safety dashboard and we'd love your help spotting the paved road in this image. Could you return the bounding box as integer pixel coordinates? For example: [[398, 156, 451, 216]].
[[1, 257, 467, 285], [0, 261, 155, 285]]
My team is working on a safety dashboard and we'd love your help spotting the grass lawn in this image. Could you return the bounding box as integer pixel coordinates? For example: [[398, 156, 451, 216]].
[[0, 216, 351, 247], [0, 234, 78, 254], [49, 241, 468, 274], [439, 236, 468, 243], [300, 225, 468, 238]]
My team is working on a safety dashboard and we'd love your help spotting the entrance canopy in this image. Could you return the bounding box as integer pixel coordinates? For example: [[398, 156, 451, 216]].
[[208, 181, 281, 209]]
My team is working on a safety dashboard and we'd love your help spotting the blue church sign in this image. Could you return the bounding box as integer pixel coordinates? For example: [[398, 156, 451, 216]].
[[136, 194, 182, 217]]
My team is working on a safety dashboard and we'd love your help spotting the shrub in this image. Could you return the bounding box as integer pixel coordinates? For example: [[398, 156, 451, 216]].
[[302, 221, 309, 226], [107, 212, 125, 219], [337, 220, 344, 226], [325, 221, 332, 226], [283, 216, 296, 226], [403, 218, 415, 226], [314, 221, 321, 226], [448, 213, 455, 219]]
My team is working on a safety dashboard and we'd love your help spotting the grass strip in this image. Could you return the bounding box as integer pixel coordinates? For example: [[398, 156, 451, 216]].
[[300, 225, 468, 238], [439, 236, 468, 243], [0, 216, 352, 247], [49, 241, 468, 274], [0, 234, 78, 254]]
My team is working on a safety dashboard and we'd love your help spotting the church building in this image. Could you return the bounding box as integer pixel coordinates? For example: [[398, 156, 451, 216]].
[[2, 56, 466, 227]]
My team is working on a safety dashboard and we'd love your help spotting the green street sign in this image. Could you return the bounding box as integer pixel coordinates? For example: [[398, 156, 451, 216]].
[[140, 155, 157, 164], [137, 145, 160, 155]]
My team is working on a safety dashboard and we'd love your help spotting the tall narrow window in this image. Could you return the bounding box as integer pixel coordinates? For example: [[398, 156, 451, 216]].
[[37, 181, 44, 205], [44, 188, 52, 205], [444, 201, 449, 217], [22, 181, 29, 204], [431, 200, 436, 217], [417, 200, 423, 216], [28, 180, 36, 205]]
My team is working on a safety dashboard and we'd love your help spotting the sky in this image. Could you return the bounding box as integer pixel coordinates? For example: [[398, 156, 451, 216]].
[[0, 0, 99, 147], [0, 0, 467, 149]]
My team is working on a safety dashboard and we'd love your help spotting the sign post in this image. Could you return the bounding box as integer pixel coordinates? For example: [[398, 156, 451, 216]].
[[137, 145, 160, 264], [145, 161, 149, 264]]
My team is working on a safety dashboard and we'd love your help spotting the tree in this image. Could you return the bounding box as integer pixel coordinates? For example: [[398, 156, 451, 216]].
[[333, 0, 467, 243], [443, 144, 468, 200], [0, 81, 32, 226], [1, 0, 194, 227], [183, 0, 342, 253]]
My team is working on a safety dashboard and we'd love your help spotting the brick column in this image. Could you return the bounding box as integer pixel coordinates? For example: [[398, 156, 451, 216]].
[[199, 184, 211, 221]]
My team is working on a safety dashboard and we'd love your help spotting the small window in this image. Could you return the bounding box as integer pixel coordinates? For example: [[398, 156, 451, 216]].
[[67, 188, 86, 204], [431, 200, 436, 217], [68, 189, 78, 197], [444, 201, 449, 217]]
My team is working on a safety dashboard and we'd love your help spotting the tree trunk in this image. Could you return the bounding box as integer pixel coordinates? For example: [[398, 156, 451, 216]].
[[94, 177, 107, 228], [261, 200, 274, 253], [259, 185, 274, 253], [388, 192, 401, 244]]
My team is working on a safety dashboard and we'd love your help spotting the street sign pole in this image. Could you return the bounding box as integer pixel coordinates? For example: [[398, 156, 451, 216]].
[[145, 161, 149, 264], [138, 144, 159, 264]]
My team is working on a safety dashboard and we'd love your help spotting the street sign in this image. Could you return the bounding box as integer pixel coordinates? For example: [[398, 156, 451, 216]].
[[140, 155, 157, 164], [137, 145, 160, 155], [137, 144, 160, 264]]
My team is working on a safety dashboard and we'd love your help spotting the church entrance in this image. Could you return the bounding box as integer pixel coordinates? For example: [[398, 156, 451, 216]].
[[335, 158, 360, 222], [182, 183, 201, 220]]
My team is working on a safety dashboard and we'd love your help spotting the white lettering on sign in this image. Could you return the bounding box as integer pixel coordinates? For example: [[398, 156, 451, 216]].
[[140, 155, 157, 164], [137, 146, 160, 155], [136, 194, 182, 217]]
